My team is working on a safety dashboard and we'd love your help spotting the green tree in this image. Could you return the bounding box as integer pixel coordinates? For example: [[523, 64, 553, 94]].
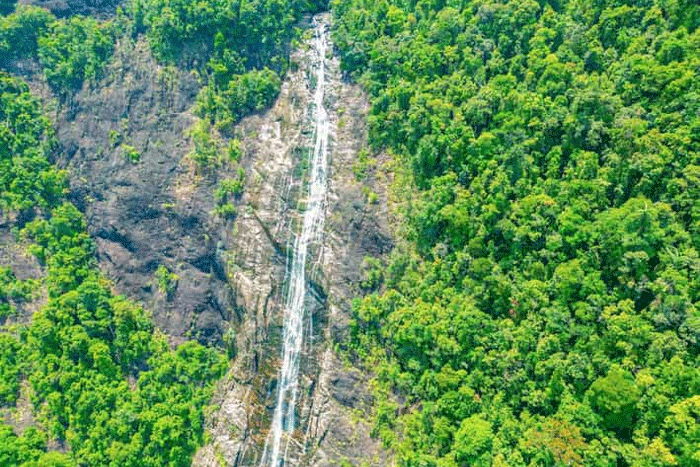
[[453, 415, 493, 467], [587, 368, 641, 436]]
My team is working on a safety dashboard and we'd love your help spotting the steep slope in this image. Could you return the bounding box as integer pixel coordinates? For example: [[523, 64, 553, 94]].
[[0, 71, 226, 467], [332, 0, 700, 465], [193, 13, 392, 467], [0, 0, 321, 348], [1, 3, 392, 465], [52, 36, 234, 346]]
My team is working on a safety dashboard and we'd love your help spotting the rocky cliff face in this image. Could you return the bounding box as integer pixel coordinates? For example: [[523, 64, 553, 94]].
[[28, 11, 392, 467], [191, 14, 392, 467], [40, 37, 235, 346]]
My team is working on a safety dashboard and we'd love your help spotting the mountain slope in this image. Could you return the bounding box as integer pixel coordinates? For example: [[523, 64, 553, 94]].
[[332, 0, 700, 465]]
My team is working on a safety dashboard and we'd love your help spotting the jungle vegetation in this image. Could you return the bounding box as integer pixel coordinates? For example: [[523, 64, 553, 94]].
[[332, 0, 700, 465], [0, 71, 226, 467]]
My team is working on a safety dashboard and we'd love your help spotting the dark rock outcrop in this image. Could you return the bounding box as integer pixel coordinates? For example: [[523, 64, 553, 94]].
[[49, 38, 235, 346]]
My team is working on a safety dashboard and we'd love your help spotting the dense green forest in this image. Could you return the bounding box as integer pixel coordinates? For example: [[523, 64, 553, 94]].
[[132, 0, 326, 129], [0, 0, 322, 124], [0, 5, 116, 94], [332, 0, 700, 465]]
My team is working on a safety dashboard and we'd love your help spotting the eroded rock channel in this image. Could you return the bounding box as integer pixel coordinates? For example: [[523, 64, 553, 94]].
[[43, 9, 392, 467], [192, 13, 392, 467]]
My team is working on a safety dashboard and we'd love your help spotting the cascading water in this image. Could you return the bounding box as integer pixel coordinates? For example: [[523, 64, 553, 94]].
[[259, 16, 331, 467]]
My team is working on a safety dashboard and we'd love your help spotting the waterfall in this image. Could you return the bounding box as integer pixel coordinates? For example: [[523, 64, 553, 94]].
[[259, 15, 331, 467]]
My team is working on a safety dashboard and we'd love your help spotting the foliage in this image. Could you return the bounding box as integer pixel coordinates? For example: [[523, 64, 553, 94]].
[[227, 138, 242, 163], [216, 170, 246, 200], [37, 15, 114, 93], [130, 0, 321, 129], [132, 0, 310, 67], [0, 426, 76, 467], [122, 144, 140, 164], [0, 73, 64, 214], [0, 333, 21, 404], [186, 119, 225, 173], [214, 202, 238, 219], [155, 264, 178, 297], [0, 73, 226, 467], [0, 266, 38, 320], [587, 368, 641, 435], [213, 170, 245, 219], [0, 5, 53, 60], [0, 6, 115, 94], [359, 256, 384, 291], [195, 68, 281, 128], [0, 0, 15, 15], [333, 0, 700, 464]]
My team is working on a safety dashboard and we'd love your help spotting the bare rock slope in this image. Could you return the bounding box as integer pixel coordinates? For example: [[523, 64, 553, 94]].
[[52, 38, 234, 346], [192, 14, 392, 467]]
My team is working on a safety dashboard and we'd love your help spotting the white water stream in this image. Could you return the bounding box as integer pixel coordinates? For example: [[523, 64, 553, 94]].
[[259, 16, 331, 467]]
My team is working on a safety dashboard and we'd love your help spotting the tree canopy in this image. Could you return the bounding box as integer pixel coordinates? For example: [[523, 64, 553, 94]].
[[333, 0, 700, 464]]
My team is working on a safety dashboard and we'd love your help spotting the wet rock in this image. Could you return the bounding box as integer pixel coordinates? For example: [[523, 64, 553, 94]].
[[330, 372, 363, 408], [193, 13, 392, 467]]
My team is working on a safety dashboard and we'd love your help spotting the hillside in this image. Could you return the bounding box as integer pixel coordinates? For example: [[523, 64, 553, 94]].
[[0, 0, 328, 465], [1, 0, 390, 466], [332, 0, 700, 465], [0, 0, 699, 465]]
